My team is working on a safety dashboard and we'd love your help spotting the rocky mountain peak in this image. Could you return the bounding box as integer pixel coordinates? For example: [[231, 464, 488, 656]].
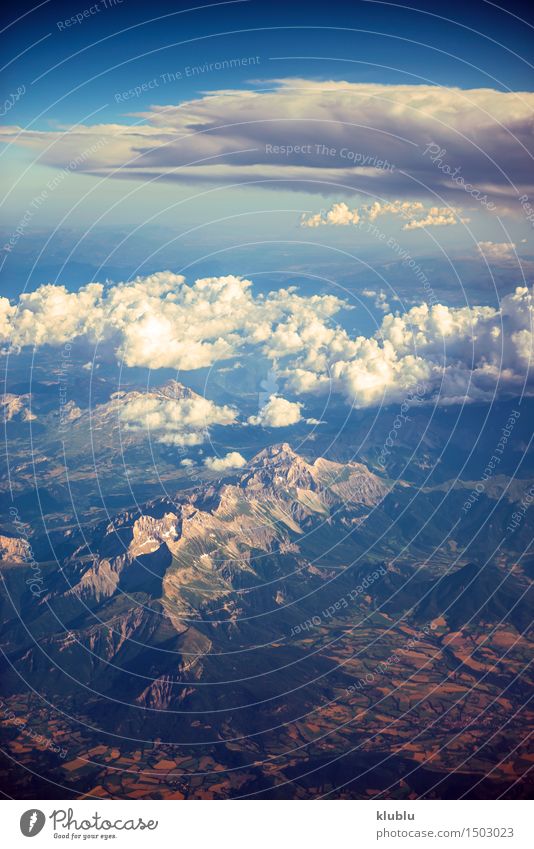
[[73, 379, 201, 432], [243, 443, 315, 490], [233, 443, 389, 508], [248, 442, 309, 470], [128, 512, 180, 558], [156, 379, 198, 401]]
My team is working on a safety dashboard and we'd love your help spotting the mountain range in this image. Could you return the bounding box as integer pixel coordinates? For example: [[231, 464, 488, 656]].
[[1, 436, 532, 799]]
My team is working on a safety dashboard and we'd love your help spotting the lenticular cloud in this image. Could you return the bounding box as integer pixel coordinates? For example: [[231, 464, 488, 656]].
[[2, 80, 533, 203]]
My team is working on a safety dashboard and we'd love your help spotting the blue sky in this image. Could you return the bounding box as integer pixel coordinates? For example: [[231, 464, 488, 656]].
[[1, 0, 533, 293], [4, 0, 534, 127], [0, 0, 533, 419]]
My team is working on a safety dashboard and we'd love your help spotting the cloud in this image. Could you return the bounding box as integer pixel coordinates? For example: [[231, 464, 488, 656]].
[[301, 200, 461, 230], [362, 289, 390, 312], [302, 201, 362, 228], [0, 272, 345, 371], [2, 80, 532, 203], [203, 451, 247, 471], [477, 241, 517, 262], [248, 395, 303, 427], [402, 207, 461, 230], [120, 394, 236, 446], [283, 287, 533, 407], [2, 273, 532, 410]]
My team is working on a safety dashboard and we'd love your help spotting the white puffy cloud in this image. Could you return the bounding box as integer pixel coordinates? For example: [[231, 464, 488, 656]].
[[203, 451, 247, 471], [366, 200, 424, 222], [402, 207, 461, 230], [302, 201, 361, 228], [248, 395, 303, 427], [0, 282, 105, 348], [3, 80, 531, 202], [0, 272, 345, 371], [283, 287, 533, 407], [120, 394, 237, 446], [302, 200, 461, 230], [2, 272, 532, 410]]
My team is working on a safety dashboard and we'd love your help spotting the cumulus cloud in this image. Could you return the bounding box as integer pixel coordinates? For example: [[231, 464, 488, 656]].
[[302, 201, 362, 228], [248, 395, 303, 427], [283, 287, 533, 407], [1, 273, 532, 409], [402, 207, 461, 230], [0, 272, 345, 371], [1, 80, 532, 203], [477, 241, 517, 263], [120, 394, 236, 446], [301, 200, 461, 230], [203, 451, 247, 471]]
